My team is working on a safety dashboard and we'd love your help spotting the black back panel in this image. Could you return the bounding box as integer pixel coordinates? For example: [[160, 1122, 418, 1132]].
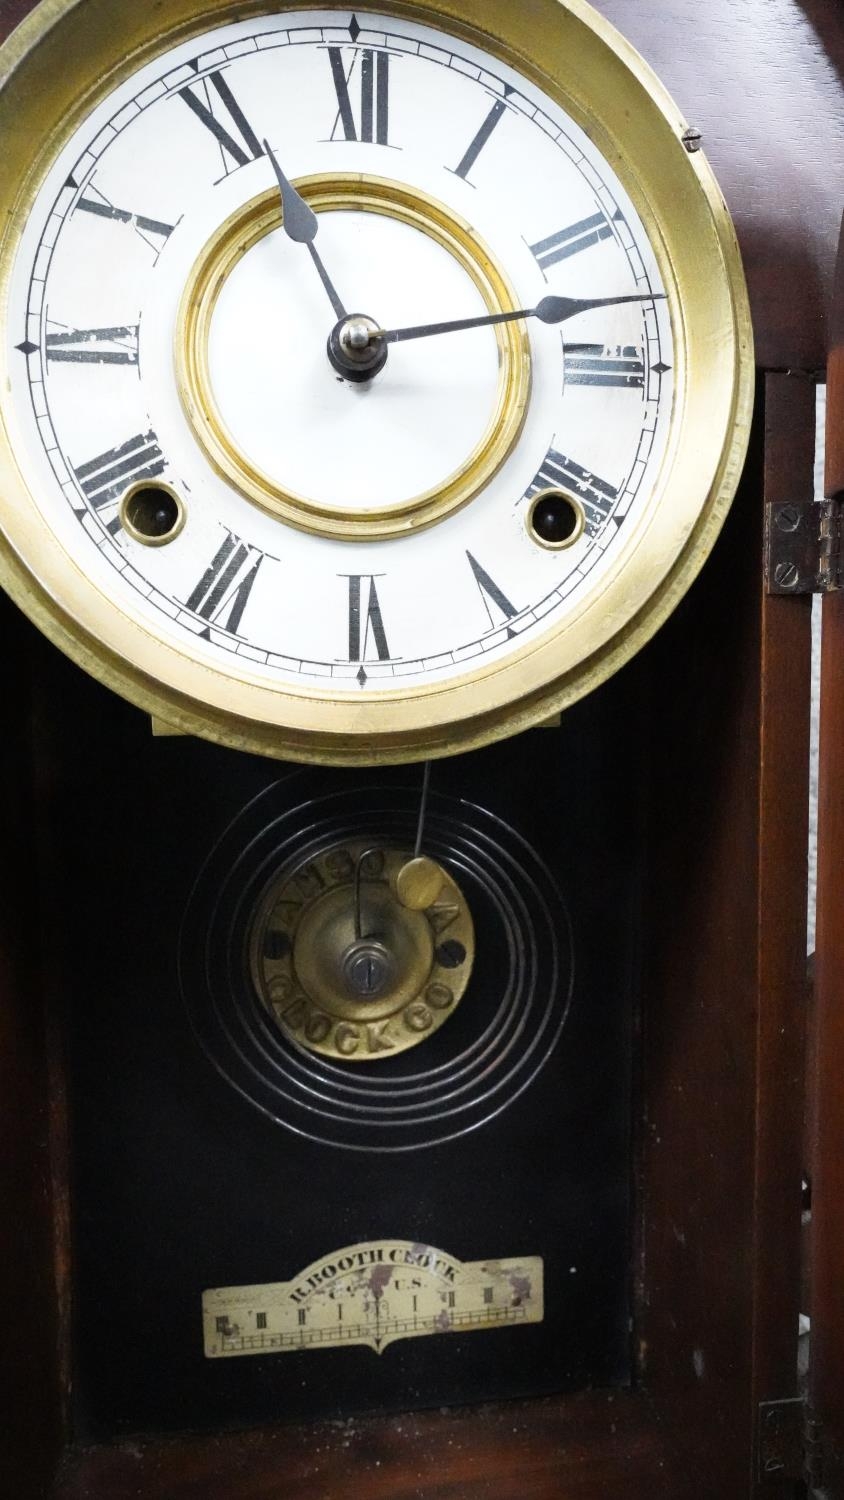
[[46, 658, 640, 1440]]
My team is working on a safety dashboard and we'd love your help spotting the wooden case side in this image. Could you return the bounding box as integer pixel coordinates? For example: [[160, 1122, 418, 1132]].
[[808, 208, 844, 1493], [636, 370, 813, 1496]]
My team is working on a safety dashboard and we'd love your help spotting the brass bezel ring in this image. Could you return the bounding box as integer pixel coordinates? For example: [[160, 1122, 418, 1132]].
[[177, 176, 531, 542]]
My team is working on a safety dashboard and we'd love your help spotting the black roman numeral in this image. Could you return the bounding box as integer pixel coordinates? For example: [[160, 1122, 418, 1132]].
[[346, 575, 390, 661], [73, 431, 165, 533], [527, 448, 618, 535], [452, 98, 507, 181], [179, 70, 264, 173], [76, 191, 176, 253], [466, 552, 518, 630], [564, 343, 645, 390], [186, 533, 264, 634], [327, 48, 390, 144], [46, 324, 139, 366], [530, 211, 614, 270]]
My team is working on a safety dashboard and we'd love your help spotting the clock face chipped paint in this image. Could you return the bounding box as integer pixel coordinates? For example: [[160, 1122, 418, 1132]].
[[0, 2, 751, 761]]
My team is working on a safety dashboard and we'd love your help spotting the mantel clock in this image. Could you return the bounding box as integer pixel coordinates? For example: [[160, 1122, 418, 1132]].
[[0, 1, 840, 1498]]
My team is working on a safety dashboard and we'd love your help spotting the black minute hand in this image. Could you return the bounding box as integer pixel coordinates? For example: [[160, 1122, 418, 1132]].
[[374, 293, 666, 345], [263, 139, 348, 321]]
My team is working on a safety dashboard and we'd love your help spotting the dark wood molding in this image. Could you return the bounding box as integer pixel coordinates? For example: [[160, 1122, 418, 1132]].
[[53, 1392, 684, 1500], [751, 375, 815, 1482], [635, 373, 812, 1498], [592, 0, 844, 371]]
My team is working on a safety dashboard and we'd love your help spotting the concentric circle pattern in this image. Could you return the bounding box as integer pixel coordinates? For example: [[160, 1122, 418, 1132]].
[[179, 777, 573, 1151]]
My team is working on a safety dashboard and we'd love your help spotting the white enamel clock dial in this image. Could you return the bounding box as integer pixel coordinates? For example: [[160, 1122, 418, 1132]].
[[0, 1, 752, 762]]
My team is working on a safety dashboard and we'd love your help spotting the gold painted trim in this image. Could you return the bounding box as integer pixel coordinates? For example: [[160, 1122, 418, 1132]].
[[177, 175, 530, 541], [0, 0, 754, 766]]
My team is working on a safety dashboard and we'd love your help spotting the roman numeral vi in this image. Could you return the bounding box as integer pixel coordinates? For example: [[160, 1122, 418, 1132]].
[[345, 575, 391, 661]]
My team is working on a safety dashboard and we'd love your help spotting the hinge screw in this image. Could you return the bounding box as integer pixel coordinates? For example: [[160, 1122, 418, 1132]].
[[776, 504, 802, 532], [682, 127, 703, 153], [774, 561, 800, 590]]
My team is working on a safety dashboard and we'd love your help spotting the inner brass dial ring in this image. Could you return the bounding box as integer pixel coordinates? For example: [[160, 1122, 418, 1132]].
[[249, 842, 475, 1062], [177, 174, 532, 541]]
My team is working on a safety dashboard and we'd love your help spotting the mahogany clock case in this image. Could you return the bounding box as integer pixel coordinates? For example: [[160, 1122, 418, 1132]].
[[2, 0, 843, 1494]]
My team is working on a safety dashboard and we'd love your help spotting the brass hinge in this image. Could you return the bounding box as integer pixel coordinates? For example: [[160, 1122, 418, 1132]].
[[758, 1397, 827, 1489], [765, 498, 844, 594], [803, 1407, 827, 1492]]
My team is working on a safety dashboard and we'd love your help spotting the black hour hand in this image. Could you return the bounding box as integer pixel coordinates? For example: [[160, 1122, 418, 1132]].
[[264, 139, 347, 320]]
